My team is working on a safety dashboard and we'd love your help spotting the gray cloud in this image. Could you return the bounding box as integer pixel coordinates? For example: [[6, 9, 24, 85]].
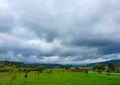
[[0, 0, 120, 64]]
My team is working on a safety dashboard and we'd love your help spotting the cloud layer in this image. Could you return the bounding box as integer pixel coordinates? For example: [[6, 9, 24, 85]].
[[0, 0, 120, 64]]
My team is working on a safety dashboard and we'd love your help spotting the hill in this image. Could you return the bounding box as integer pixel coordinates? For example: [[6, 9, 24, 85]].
[[0, 59, 120, 68]]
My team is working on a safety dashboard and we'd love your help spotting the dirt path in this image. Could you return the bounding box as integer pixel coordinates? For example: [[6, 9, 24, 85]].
[[89, 71, 120, 76], [102, 72, 120, 75]]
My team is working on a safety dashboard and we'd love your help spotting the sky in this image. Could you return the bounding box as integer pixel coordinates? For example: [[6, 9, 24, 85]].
[[0, 0, 120, 64]]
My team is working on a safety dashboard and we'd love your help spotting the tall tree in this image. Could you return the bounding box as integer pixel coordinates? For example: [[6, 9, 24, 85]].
[[108, 63, 115, 72], [93, 64, 105, 73]]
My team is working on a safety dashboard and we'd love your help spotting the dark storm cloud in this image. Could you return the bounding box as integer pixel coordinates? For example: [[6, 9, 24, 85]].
[[0, 0, 120, 64]]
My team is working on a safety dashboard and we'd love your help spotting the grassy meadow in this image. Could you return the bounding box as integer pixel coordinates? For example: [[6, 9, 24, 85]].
[[0, 68, 120, 85]]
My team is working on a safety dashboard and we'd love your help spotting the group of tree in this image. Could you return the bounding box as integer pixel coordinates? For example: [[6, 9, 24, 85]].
[[93, 64, 105, 73], [93, 63, 116, 74]]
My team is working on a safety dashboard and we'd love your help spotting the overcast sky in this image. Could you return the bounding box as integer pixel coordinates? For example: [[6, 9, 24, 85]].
[[0, 0, 120, 64]]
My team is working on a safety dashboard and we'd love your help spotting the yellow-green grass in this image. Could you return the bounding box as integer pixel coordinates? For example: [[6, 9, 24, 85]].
[[0, 68, 120, 85]]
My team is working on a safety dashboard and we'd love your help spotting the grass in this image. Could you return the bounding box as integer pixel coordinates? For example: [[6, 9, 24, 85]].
[[0, 68, 120, 85]]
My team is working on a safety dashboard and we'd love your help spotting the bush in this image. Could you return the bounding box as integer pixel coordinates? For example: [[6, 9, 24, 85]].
[[84, 69, 88, 74]]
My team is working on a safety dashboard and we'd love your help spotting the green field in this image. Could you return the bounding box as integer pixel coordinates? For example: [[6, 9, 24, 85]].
[[0, 68, 120, 85]]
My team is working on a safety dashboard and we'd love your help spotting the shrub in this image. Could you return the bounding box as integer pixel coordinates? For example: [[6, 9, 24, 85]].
[[84, 69, 88, 74]]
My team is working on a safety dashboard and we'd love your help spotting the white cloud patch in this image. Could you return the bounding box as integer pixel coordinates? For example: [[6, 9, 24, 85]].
[[27, 39, 62, 53]]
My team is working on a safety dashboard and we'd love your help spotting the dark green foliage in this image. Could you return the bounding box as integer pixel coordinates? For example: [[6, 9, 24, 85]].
[[84, 69, 88, 74], [64, 66, 70, 70], [23, 68, 31, 78], [113, 62, 120, 72], [0, 68, 10, 72], [75, 67, 80, 70], [36, 66, 44, 74], [0, 61, 25, 68], [108, 63, 115, 72], [24, 71, 28, 78], [93, 64, 105, 73], [23, 68, 31, 73]]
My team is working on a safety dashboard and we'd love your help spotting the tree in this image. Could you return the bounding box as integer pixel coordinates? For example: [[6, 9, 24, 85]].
[[64, 66, 70, 70], [9, 65, 17, 80], [24, 68, 31, 78], [36, 66, 44, 74], [24, 71, 28, 78], [104, 66, 111, 76], [93, 64, 105, 73], [84, 68, 88, 74], [108, 63, 115, 72]]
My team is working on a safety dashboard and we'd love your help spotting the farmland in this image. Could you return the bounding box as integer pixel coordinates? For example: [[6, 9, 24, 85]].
[[0, 68, 120, 85]]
